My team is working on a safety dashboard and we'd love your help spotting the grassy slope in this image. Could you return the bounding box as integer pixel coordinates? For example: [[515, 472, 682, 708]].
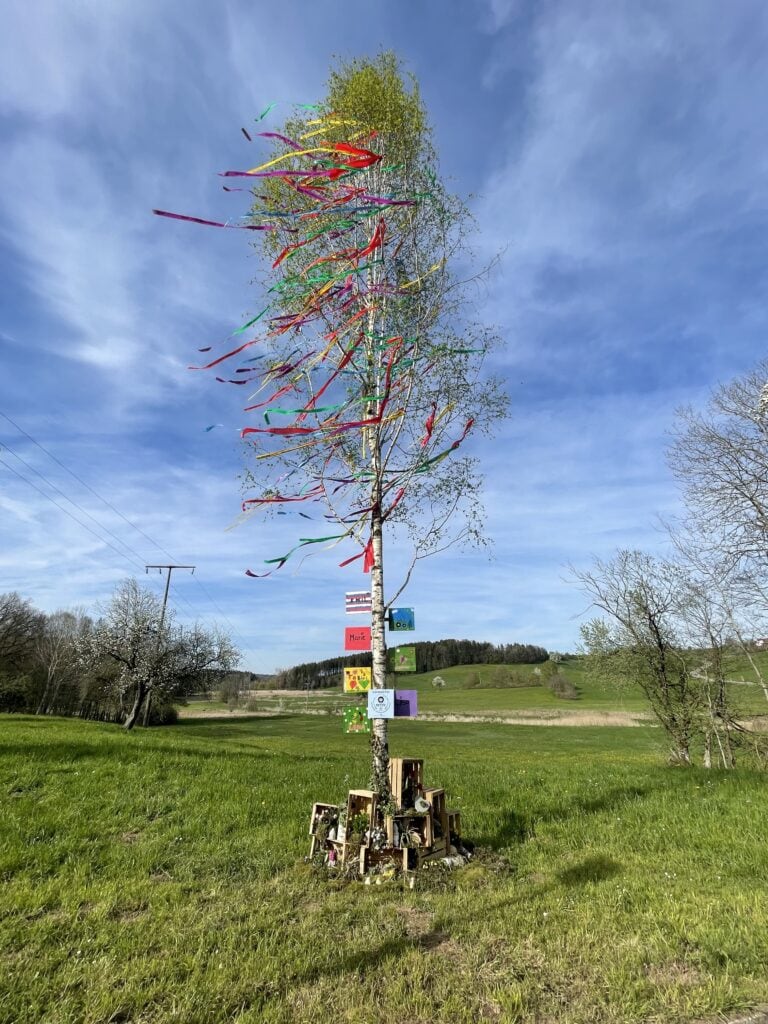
[[2, 714, 768, 1024], [221, 658, 768, 718]]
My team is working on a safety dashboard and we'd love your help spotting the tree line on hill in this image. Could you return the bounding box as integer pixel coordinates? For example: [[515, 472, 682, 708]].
[[273, 639, 549, 690], [0, 579, 238, 727], [574, 358, 768, 769]]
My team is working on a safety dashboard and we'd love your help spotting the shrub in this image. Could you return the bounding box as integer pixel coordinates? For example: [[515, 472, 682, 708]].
[[147, 703, 179, 726], [0, 674, 33, 713], [539, 660, 560, 682], [491, 666, 511, 687], [465, 671, 481, 688], [547, 674, 579, 700], [431, 676, 446, 688]]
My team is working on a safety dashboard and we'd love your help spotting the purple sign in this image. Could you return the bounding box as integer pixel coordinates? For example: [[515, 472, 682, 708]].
[[394, 689, 418, 718]]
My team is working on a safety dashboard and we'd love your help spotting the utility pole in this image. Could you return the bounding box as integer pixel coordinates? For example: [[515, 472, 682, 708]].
[[142, 564, 195, 726]]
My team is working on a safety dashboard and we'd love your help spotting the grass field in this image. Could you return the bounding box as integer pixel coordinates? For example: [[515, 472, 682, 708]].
[[2, 713, 768, 1023], [205, 658, 768, 721]]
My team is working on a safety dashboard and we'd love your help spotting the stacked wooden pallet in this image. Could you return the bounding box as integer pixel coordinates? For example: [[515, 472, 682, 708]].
[[308, 757, 463, 875]]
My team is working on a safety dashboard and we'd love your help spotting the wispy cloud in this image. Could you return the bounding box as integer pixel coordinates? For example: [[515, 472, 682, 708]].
[[1, 1, 766, 669]]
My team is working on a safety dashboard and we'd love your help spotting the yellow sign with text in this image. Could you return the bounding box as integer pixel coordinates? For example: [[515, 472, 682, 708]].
[[343, 667, 372, 693]]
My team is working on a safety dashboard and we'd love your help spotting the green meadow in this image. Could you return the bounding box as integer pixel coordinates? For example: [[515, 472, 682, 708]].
[[2, 712, 768, 1024], [213, 657, 768, 719]]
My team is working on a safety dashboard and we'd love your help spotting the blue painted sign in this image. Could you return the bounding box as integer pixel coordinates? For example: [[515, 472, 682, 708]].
[[388, 607, 415, 632]]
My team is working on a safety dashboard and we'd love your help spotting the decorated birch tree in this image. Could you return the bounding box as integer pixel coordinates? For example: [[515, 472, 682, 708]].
[[156, 53, 506, 796]]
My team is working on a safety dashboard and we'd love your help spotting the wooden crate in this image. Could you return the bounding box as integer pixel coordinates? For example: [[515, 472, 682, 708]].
[[309, 802, 339, 836], [388, 758, 424, 809], [397, 812, 432, 850], [423, 787, 448, 842], [417, 836, 448, 865], [359, 846, 400, 875], [346, 789, 377, 842], [447, 809, 462, 841], [308, 802, 340, 858], [385, 813, 428, 848]]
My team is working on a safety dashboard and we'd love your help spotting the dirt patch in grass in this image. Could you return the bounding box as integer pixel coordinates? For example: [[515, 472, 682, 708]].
[[646, 960, 703, 988], [396, 905, 433, 937], [178, 706, 654, 727], [423, 710, 652, 727]]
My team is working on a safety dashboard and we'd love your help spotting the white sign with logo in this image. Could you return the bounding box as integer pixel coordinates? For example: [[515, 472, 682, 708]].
[[367, 688, 395, 719]]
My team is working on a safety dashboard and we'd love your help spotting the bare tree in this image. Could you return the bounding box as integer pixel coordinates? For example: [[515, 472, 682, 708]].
[[575, 551, 698, 765], [668, 359, 768, 577], [35, 608, 91, 715], [0, 592, 44, 672]]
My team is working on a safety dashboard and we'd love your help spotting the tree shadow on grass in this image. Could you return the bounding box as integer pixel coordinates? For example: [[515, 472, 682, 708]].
[[475, 783, 664, 850], [0, 739, 273, 765], [558, 854, 622, 886]]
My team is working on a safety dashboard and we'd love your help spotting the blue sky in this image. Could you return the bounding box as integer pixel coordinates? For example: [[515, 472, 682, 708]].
[[1, 0, 766, 671]]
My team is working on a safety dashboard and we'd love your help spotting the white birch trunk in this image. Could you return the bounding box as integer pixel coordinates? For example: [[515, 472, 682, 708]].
[[369, 505, 390, 800]]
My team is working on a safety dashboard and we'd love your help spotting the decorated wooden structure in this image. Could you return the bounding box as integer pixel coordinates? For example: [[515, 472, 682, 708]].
[[308, 756, 465, 876]]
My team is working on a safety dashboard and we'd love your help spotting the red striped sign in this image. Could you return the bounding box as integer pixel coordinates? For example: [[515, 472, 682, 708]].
[[345, 590, 372, 614]]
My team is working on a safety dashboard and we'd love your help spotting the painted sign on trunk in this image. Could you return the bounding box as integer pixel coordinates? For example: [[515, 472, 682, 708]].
[[342, 706, 372, 734], [345, 591, 372, 614], [343, 666, 372, 693], [387, 607, 415, 631], [367, 688, 395, 719], [388, 645, 417, 673], [344, 626, 371, 651], [394, 690, 418, 717]]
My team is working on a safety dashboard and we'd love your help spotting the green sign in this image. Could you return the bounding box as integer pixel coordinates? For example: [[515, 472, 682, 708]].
[[388, 645, 417, 673], [342, 706, 371, 734]]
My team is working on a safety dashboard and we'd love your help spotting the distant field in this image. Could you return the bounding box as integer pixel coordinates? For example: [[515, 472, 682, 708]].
[[194, 658, 768, 720], [3, 713, 768, 1023]]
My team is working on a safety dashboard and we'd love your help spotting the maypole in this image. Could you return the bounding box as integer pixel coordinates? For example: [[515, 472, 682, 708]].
[[155, 56, 504, 874]]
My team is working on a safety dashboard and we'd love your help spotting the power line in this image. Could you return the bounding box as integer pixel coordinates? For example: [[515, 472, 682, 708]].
[[0, 440, 198, 623], [0, 438, 152, 568], [0, 409, 179, 562], [0, 409, 250, 651], [0, 454, 147, 574]]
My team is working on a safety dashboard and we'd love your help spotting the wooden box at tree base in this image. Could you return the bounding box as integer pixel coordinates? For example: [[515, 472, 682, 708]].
[[396, 812, 433, 850], [423, 787, 448, 842], [447, 809, 462, 841], [309, 803, 339, 836], [308, 802, 339, 859], [388, 757, 424, 809], [307, 757, 468, 877], [346, 790, 378, 833]]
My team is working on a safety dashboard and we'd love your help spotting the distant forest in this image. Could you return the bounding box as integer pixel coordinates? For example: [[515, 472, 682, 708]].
[[269, 639, 549, 690]]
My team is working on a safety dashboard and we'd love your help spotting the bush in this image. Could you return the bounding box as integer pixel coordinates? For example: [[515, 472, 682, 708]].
[[465, 671, 481, 688], [547, 674, 579, 700], [218, 673, 242, 703], [245, 699, 260, 711], [539, 660, 560, 682], [491, 666, 511, 687], [0, 674, 33, 713], [147, 703, 179, 726]]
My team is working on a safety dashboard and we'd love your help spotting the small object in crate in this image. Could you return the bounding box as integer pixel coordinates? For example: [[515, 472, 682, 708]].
[[369, 826, 387, 851], [414, 796, 430, 814]]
